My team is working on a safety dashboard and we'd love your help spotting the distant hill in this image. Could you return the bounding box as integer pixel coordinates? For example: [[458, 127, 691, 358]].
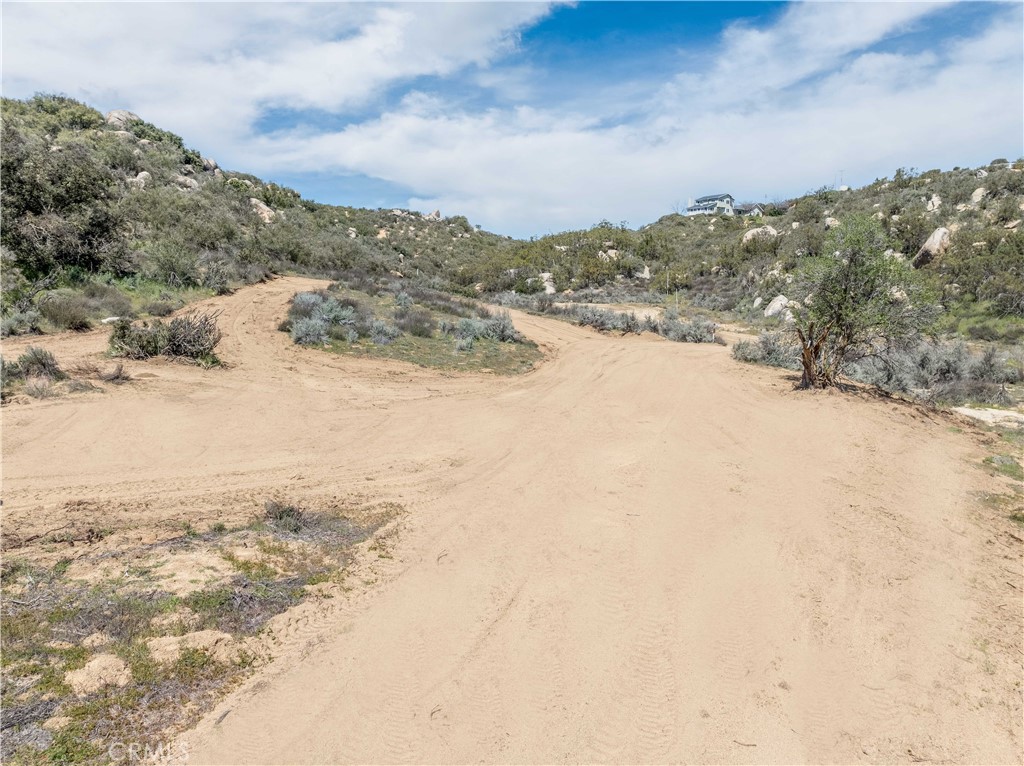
[[2, 94, 1022, 340]]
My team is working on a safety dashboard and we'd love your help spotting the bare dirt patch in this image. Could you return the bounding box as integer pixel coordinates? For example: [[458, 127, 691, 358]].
[[4, 276, 1021, 764]]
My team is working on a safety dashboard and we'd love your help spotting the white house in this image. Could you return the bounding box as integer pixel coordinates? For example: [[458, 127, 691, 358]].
[[734, 204, 764, 217], [686, 193, 734, 216]]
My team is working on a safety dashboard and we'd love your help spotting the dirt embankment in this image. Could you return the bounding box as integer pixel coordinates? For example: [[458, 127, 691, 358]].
[[3, 276, 1021, 764]]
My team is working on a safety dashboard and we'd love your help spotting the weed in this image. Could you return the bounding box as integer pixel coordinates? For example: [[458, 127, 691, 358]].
[[23, 378, 57, 399], [264, 500, 304, 533]]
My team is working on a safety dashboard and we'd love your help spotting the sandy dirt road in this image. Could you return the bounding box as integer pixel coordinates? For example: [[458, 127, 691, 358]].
[[3, 276, 1021, 764]]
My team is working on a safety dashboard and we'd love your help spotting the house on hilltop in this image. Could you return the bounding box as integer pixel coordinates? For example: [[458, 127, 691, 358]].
[[734, 203, 764, 217], [686, 193, 734, 216], [685, 194, 764, 217]]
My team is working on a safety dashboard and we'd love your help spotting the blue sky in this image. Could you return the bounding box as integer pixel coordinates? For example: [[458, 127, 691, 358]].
[[3, 2, 1022, 237]]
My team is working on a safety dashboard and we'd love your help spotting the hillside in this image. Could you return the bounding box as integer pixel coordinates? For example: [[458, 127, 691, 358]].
[[2, 94, 1022, 343], [0, 95, 511, 334]]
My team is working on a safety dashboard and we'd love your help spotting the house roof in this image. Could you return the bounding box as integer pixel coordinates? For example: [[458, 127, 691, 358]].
[[695, 193, 733, 203]]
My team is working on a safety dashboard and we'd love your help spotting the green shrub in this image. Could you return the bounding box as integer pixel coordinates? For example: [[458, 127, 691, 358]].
[[39, 292, 92, 330], [291, 316, 328, 345], [370, 320, 401, 345], [0, 310, 41, 337], [17, 346, 66, 379], [732, 331, 800, 368]]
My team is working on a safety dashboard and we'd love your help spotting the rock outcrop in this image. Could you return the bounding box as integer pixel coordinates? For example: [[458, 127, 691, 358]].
[[742, 225, 778, 244], [913, 227, 950, 268], [249, 198, 276, 223], [105, 110, 140, 129]]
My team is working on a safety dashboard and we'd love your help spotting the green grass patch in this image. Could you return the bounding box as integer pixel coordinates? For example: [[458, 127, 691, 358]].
[[984, 454, 1024, 481], [327, 333, 541, 375]]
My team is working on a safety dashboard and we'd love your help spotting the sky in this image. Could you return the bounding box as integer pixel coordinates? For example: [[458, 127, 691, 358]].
[[3, 1, 1022, 237]]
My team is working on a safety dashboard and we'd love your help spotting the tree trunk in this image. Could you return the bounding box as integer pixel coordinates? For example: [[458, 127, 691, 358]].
[[795, 322, 833, 388]]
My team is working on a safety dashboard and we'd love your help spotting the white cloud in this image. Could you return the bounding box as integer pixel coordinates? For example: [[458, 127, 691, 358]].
[[2, 1, 1021, 237], [236, 3, 1022, 235], [1, 2, 554, 149]]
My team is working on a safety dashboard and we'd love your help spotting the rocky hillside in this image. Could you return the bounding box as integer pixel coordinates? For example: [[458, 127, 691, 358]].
[[457, 165, 1024, 340], [2, 94, 1022, 341], [0, 95, 511, 333]]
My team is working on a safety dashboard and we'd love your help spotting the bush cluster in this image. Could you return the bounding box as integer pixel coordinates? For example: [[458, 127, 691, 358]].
[[732, 331, 801, 369], [109, 310, 222, 362], [440, 312, 521, 343]]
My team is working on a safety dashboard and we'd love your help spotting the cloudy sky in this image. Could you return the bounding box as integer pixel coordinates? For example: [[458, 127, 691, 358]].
[[3, 1, 1022, 236]]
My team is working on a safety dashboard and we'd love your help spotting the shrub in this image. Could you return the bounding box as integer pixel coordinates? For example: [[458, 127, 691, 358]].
[[394, 291, 413, 309], [109, 318, 167, 358], [264, 500, 304, 533], [82, 282, 132, 316], [99, 363, 131, 384], [164, 311, 223, 359], [0, 310, 41, 337], [291, 316, 328, 346], [486, 311, 519, 342], [144, 244, 201, 288], [24, 377, 56, 399], [109, 310, 222, 360], [289, 292, 324, 319], [732, 331, 801, 368], [370, 320, 401, 345], [17, 346, 66, 380], [313, 300, 355, 327], [143, 301, 175, 317], [455, 337, 475, 352], [396, 308, 436, 338], [39, 292, 92, 330], [658, 317, 718, 343]]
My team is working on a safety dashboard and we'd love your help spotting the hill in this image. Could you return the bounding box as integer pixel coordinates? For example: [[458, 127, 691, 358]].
[[2, 94, 1022, 342]]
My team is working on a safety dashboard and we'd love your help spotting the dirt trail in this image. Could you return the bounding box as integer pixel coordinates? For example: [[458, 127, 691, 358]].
[[3, 276, 1021, 764]]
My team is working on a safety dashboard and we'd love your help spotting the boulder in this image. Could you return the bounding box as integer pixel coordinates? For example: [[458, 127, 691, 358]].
[[202, 157, 219, 172], [913, 227, 950, 268], [742, 225, 778, 244], [971, 187, 987, 204], [173, 175, 199, 191], [128, 170, 151, 190], [1004, 219, 1021, 230], [105, 110, 140, 129], [824, 216, 840, 230], [249, 198, 276, 223], [110, 130, 135, 141], [791, 221, 801, 229], [976, 168, 988, 178], [764, 294, 789, 318], [752, 296, 763, 309], [539, 272, 557, 294], [425, 209, 441, 221], [926, 194, 941, 212], [637, 265, 651, 281]]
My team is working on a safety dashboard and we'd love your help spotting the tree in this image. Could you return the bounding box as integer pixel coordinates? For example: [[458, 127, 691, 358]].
[[792, 215, 939, 388]]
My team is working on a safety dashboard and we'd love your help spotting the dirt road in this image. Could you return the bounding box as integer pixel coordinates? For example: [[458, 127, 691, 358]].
[[4, 276, 1021, 764]]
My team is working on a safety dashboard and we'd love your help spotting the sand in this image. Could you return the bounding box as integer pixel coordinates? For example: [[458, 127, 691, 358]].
[[3, 276, 1021, 764]]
